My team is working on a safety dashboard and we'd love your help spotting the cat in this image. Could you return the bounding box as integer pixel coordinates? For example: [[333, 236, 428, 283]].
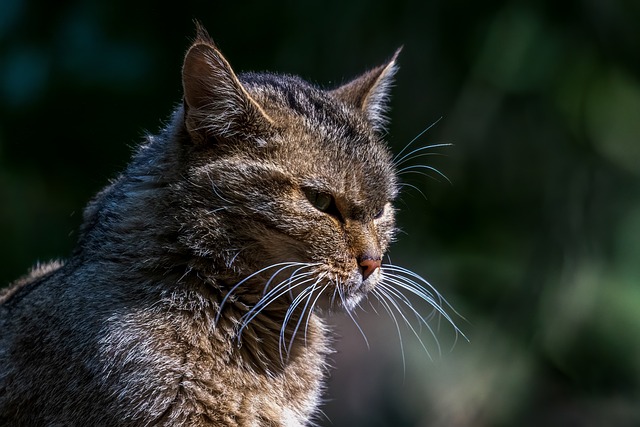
[[0, 24, 459, 426]]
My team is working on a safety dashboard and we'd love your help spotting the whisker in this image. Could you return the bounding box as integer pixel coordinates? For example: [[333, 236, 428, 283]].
[[227, 248, 245, 267], [340, 284, 370, 350], [392, 117, 443, 163], [379, 275, 438, 326], [397, 164, 452, 185], [206, 206, 229, 215], [262, 263, 319, 295], [285, 281, 322, 358], [382, 275, 459, 337], [216, 261, 314, 323], [279, 280, 320, 362], [381, 265, 468, 342], [239, 273, 315, 334], [393, 143, 452, 168], [370, 288, 407, 372], [238, 275, 318, 341], [376, 282, 439, 359], [207, 174, 234, 205], [330, 286, 340, 310], [382, 265, 465, 319], [382, 272, 442, 310], [304, 283, 329, 346], [397, 182, 429, 202]]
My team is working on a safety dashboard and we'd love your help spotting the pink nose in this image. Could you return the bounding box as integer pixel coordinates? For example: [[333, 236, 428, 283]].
[[359, 258, 381, 280]]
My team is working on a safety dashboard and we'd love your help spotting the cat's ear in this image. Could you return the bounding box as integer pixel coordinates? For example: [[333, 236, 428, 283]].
[[182, 26, 274, 143], [330, 48, 402, 132]]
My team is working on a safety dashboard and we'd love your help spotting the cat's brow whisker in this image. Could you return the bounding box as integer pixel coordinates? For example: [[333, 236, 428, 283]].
[[392, 117, 443, 163], [398, 169, 445, 184], [397, 164, 452, 185], [397, 182, 429, 202], [393, 143, 452, 168]]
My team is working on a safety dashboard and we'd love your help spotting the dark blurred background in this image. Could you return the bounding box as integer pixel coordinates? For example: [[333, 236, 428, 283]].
[[1, 0, 639, 426]]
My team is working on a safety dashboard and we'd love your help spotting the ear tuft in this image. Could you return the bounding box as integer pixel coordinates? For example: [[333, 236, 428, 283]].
[[193, 20, 214, 45], [330, 47, 402, 132]]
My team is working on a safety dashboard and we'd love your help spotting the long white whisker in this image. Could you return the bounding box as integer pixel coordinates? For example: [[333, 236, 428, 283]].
[[340, 284, 370, 350], [392, 117, 443, 163], [382, 272, 442, 310], [376, 282, 439, 359], [285, 281, 321, 357], [397, 164, 452, 185], [217, 262, 316, 324], [304, 283, 329, 346], [239, 273, 315, 335], [397, 182, 429, 201], [280, 280, 320, 362], [382, 275, 459, 337], [256, 270, 317, 311], [330, 286, 340, 310], [382, 265, 468, 342], [238, 275, 318, 340], [371, 288, 406, 372], [393, 143, 452, 168], [382, 265, 466, 319], [379, 275, 438, 326], [263, 263, 319, 295]]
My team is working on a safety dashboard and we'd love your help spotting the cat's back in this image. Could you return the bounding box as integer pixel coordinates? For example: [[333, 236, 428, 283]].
[[0, 260, 63, 306]]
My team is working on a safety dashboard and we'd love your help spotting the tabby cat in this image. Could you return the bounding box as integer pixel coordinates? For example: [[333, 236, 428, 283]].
[[0, 25, 458, 426]]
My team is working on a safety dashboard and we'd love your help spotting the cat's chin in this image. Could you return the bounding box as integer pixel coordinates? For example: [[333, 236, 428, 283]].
[[326, 267, 382, 313]]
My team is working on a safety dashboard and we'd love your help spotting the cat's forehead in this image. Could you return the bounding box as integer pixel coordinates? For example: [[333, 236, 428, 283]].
[[241, 72, 364, 136], [239, 73, 397, 205], [237, 72, 397, 204]]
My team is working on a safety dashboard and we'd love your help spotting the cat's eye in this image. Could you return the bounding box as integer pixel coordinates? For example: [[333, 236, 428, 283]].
[[305, 189, 333, 212], [374, 207, 385, 219], [304, 188, 341, 219]]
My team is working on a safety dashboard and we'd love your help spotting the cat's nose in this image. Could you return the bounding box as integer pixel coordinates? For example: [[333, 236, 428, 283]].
[[359, 257, 381, 280]]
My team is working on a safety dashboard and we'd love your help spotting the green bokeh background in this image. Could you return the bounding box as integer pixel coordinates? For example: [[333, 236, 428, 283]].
[[1, 1, 639, 425]]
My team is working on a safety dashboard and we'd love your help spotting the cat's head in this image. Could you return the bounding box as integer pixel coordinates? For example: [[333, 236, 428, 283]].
[[178, 29, 399, 311]]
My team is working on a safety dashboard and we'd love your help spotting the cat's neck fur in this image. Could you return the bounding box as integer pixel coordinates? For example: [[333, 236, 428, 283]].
[[78, 105, 329, 372]]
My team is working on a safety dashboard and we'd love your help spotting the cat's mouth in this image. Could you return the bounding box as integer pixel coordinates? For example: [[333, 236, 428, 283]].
[[269, 260, 382, 313]]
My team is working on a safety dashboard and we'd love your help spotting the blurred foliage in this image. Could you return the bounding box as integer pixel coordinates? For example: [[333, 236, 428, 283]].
[[1, 0, 639, 426]]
